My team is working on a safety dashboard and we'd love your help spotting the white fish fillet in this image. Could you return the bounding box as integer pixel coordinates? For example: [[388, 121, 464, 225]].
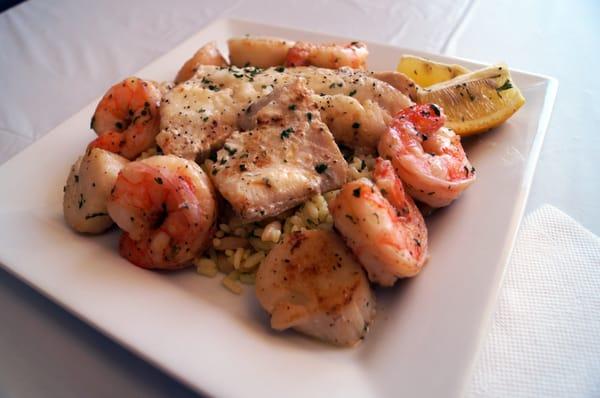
[[157, 65, 412, 160], [209, 80, 347, 221]]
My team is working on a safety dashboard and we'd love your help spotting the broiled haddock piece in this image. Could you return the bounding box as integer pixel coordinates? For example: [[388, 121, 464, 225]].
[[210, 80, 348, 221], [156, 65, 412, 160], [156, 78, 238, 161]]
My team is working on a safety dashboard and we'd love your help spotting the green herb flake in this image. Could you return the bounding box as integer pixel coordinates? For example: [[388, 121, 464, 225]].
[[154, 177, 163, 185], [349, 89, 357, 97], [314, 163, 328, 174], [352, 122, 360, 129], [224, 145, 237, 156], [280, 127, 294, 139], [352, 187, 361, 197], [288, 104, 296, 111], [496, 79, 513, 92]]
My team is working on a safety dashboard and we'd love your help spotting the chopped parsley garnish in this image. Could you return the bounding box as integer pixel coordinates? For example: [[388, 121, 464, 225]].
[[466, 88, 475, 101], [496, 79, 513, 92], [314, 163, 328, 174], [288, 104, 296, 111], [154, 177, 163, 185], [352, 187, 361, 197], [280, 127, 294, 139], [224, 144, 237, 156], [306, 112, 313, 122], [275, 66, 285, 72], [239, 164, 247, 172], [352, 122, 360, 129], [349, 89, 357, 96]]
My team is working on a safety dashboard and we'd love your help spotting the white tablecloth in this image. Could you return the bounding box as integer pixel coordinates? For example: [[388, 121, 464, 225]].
[[0, 1, 598, 396]]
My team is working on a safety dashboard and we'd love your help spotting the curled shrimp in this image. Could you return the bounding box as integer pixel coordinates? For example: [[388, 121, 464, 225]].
[[107, 155, 217, 269], [284, 41, 368, 69], [89, 77, 162, 160], [175, 41, 228, 84], [330, 158, 427, 286], [378, 104, 476, 207]]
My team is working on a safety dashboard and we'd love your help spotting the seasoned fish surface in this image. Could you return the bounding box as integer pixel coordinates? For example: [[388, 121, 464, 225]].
[[156, 65, 412, 160], [256, 229, 376, 346], [210, 80, 347, 221], [157, 79, 239, 160]]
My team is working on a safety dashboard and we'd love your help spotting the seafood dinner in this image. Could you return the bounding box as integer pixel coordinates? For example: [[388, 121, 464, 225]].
[[62, 36, 525, 346]]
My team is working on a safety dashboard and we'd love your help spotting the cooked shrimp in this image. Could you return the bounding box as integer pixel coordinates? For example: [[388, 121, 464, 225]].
[[330, 158, 428, 286], [285, 41, 368, 69], [228, 37, 295, 68], [106, 155, 217, 269], [378, 104, 476, 207], [256, 229, 375, 346], [63, 148, 128, 234], [175, 41, 228, 84], [90, 77, 162, 160]]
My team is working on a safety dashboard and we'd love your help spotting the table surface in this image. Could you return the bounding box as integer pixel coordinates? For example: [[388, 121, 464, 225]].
[[0, 0, 598, 397]]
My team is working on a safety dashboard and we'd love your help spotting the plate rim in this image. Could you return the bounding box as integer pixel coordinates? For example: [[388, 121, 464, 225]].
[[0, 16, 559, 398]]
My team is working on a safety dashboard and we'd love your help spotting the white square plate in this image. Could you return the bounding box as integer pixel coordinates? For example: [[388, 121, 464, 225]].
[[0, 18, 557, 397]]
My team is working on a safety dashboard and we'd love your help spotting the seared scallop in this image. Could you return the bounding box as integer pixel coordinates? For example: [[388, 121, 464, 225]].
[[256, 229, 375, 346], [63, 148, 128, 233], [228, 37, 295, 68]]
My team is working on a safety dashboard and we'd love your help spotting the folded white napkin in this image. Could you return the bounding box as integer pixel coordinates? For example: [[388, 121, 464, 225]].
[[467, 205, 600, 397]]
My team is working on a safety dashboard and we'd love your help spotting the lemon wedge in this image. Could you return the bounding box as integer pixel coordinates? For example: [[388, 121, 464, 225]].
[[397, 55, 470, 87], [416, 64, 525, 136]]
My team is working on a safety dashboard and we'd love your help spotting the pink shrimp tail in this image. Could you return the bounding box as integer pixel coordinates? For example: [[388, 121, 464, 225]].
[[373, 158, 408, 209], [394, 104, 446, 134], [87, 131, 123, 154]]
